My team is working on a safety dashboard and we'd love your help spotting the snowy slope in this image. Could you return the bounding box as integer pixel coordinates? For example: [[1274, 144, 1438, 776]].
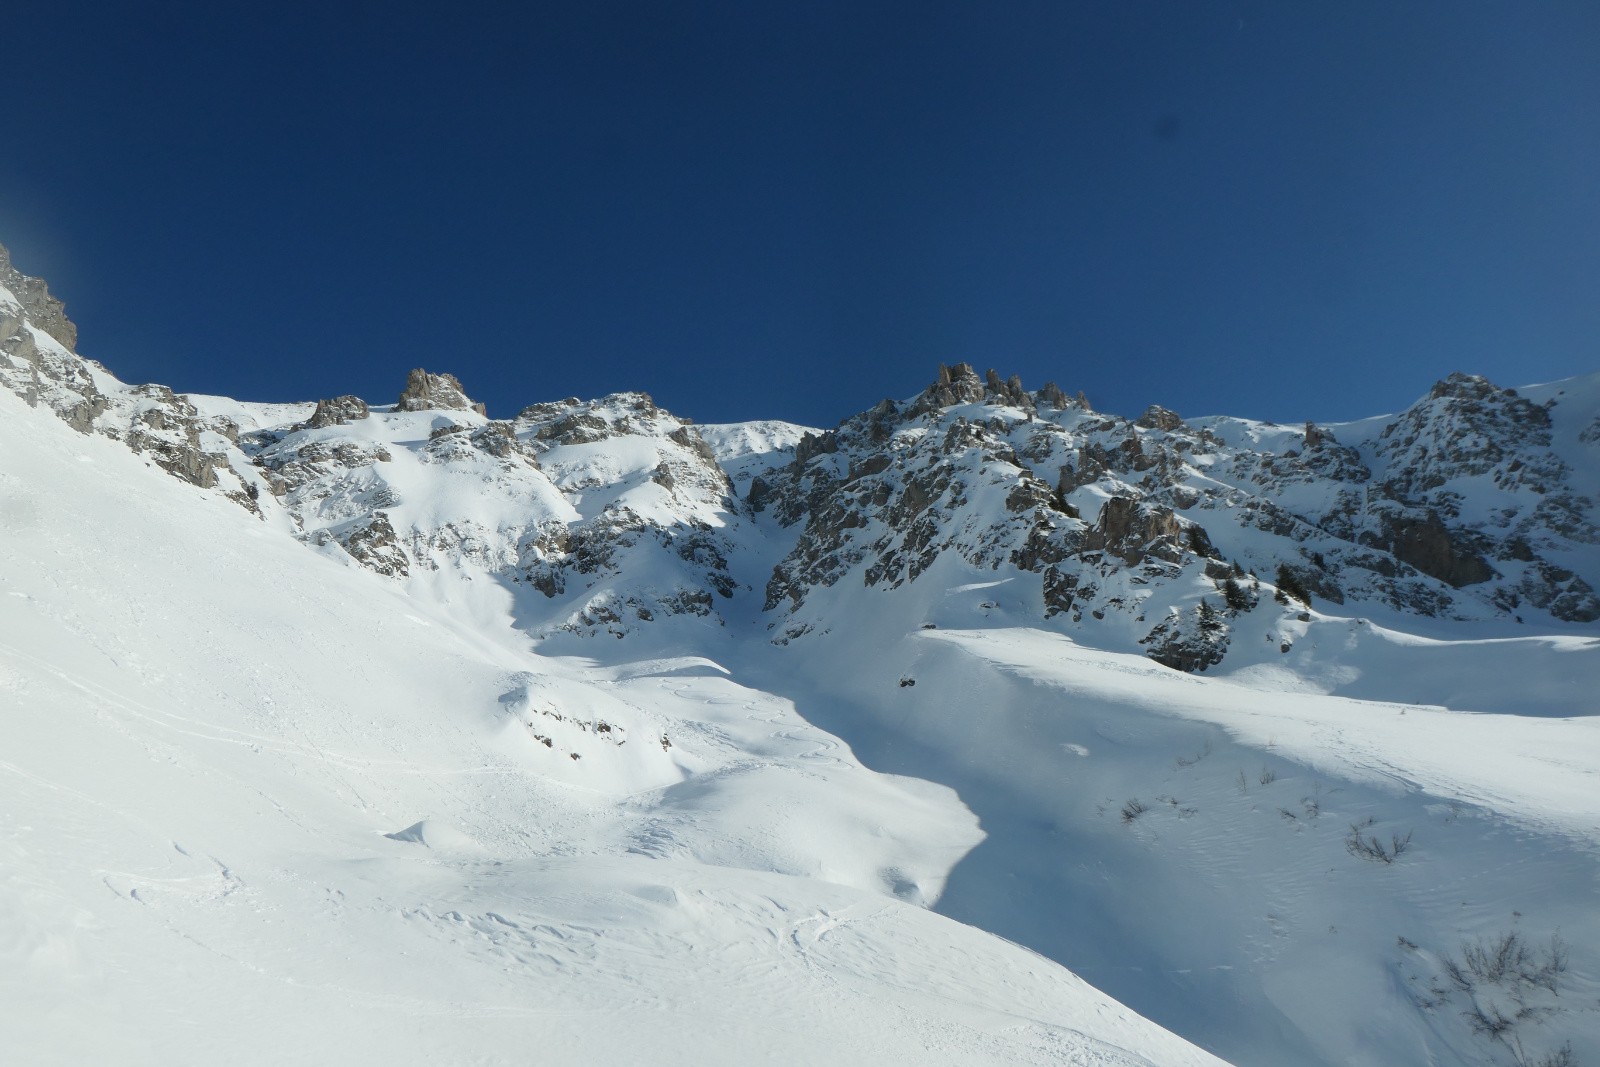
[[746, 586, 1600, 1066], [0, 383, 1227, 1065], [5, 241, 1600, 1066]]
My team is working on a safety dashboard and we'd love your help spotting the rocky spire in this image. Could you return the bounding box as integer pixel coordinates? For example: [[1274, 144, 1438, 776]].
[[396, 368, 487, 415], [920, 362, 986, 408], [1135, 405, 1184, 431], [1035, 381, 1069, 409], [982, 368, 1032, 408]]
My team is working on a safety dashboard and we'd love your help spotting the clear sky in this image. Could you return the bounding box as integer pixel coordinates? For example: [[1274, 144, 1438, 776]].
[[4, 2, 1598, 428]]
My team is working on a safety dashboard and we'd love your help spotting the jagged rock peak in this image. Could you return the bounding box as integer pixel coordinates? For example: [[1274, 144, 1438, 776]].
[[983, 367, 1032, 408], [1135, 404, 1184, 431], [1428, 371, 1503, 403], [911, 363, 1093, 416], [303, 395, 371, 429], [918, 361, 987, 409], [396, 368, 487, 415], [1036, 381, 1069, 409], [0, 241, 78, 351]]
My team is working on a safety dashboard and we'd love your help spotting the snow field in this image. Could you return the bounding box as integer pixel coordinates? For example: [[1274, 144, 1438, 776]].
[[0, 385, 1223, 1064]]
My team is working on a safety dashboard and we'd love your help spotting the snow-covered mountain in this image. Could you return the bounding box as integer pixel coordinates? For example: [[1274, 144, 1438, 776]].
[[4, 241, 1598, 1066]]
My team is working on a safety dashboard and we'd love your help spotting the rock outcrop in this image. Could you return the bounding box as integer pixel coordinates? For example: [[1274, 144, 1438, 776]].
[[304, 395, 370, 428], [396, 368, 487, 415], [0, 242, 76, 351], [0, 241, 266, 511], [2, 239, 1597, 655], [753, 360, 1600, 662]]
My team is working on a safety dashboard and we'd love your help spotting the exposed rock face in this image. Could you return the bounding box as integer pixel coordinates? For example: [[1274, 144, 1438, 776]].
[[0, 243, 106, 433], [0, 242, 76, 351], [423, 421, 541, 468], [753, 361, 1600, 662], [396, 369, 487, 415], [1375, 373, 1557, 501], [499, 392, 740, 634], [121, 384, 231, 490], [1082, 497, 1188, 566], [230, 385, 744, 629], [304, 395, 370, 428], [758, 382, 1093, 625], [1142, 600, 1230, 673], [1378, 510, 1495, 588], [1136, 405, 1184, 432], [914, 362, 987, 411], [254, 437, 394, 498], [329, 511, 410, 577], [1036, 381, 1070, 410], [0, 242, 266, 511]]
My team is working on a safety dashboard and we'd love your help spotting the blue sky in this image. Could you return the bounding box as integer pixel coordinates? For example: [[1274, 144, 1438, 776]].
[[3, 2, 1598, 427]]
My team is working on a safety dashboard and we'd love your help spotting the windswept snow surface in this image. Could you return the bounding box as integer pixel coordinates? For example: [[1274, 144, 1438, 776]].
[[0, 387, 1223, 1064], [696, 419, 816, 496], [749, 578, 1600, 1067]]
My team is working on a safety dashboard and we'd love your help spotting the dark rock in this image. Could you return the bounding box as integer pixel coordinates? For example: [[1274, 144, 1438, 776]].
[[304, 395, 370, 429], [1035, 381, 1070, 409], [334, 511, 410, 577], [1379, 510, 1495, 588], [1082, 497, 1186, 566], [1136, 405, 1184, 432], [1142, 601, 1230, 673], [916, 362, 986, 410]]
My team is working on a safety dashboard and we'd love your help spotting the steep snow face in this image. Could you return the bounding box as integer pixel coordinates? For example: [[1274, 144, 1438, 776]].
[[697, 419, 817, 496], [757, 617, 1600, 1067]]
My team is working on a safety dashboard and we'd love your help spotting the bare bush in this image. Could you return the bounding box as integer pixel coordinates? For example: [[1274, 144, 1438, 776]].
[[1259, 766, 1277, 786], [1300, 782, 1323, 819], [1346, 824, 1413, 864], [1531, 1043, 1576, 1067], [1450, 932, 1568, 997], [1405, 929, 1576, 1066], [1120, 798, 1149, 823], [1462, 1001, 1518, 1041]]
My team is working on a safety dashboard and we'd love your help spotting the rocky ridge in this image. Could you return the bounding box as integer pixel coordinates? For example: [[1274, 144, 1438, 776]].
[[3, 243, 1597, 673], [1, 244, 266, 512], [752, 361, 1599, 668]]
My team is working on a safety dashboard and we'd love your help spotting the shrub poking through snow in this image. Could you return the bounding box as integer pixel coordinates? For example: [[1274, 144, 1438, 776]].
[[1346, 822, 1413, 863], [1397, 931, 1580, 1066]]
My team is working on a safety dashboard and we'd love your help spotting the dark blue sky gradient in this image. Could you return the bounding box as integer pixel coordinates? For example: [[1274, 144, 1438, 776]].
[[3, 2, 1598, 427]]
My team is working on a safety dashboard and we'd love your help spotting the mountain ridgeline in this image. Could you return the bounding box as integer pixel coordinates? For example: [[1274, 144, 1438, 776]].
[[4, 242, 1597, 679]]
